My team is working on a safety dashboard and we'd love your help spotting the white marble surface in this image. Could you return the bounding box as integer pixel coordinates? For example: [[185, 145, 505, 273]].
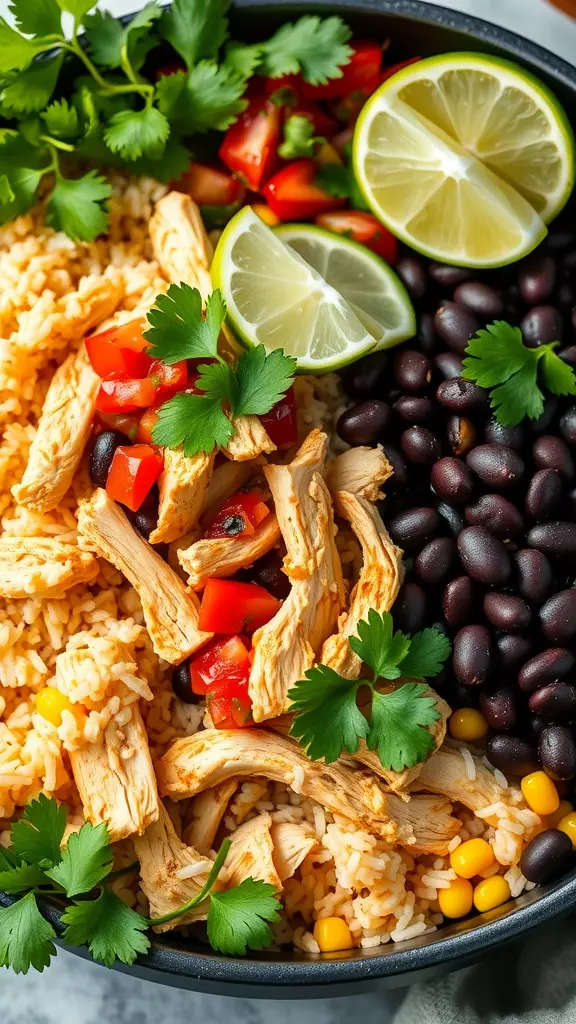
[[1, 0, 576, 1020]]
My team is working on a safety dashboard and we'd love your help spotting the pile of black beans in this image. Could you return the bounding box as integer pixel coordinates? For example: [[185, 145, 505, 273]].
[[337, 220, 576, 787]]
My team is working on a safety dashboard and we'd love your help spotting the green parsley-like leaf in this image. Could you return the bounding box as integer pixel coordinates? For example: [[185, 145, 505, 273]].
[[1, 54, 63, 114], [399, 628, 452, 679], [83, 9, 125, 67], [161, 0, 229, 70], [164, 61, 248, 134], [349, 609, 410, 681], [46, 170, 111, 242], [8, 0, 62, 36], [462, 322, 528, 389], [488, 361, 544, 427], [0, 847, 21, 870], [152, 393, 234, 456], [42, 98, 79, 140], [278, 114, 323, 160], [315, 162, 350, 199], [196, 360, 239, 408], [368, 684, 440, 772], [0, 892, 56, 974], [541, 346, 576, 397], [104, 106, 170, 161], [10, 794, 66, 868], [0, 19, 55, 73], [126, 136, 191, 185], [55, 0, 97, 28], [259, 16, 353, 85], [233, 345, 297, 417], [288, 666, 367, 763], [61, 889, 150, 968], [46, 821, 112, 897], [144, 284, 225, 363], [224, 41, 263, 79], [0, 166, 43, 225], [208, 878, 281, 956], [0, 863, 49, 894], [0, 175, 14, 204]]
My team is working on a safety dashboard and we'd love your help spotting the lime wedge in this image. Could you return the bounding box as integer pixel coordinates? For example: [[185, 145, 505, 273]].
[[276, 223, 416, 351], [211, 207, 378, 372], [353, 52, 575, 267]]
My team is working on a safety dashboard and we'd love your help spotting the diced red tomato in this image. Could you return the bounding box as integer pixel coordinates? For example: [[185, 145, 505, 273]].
[[147, 359, 188, 402], [315, 211, 399, 264], [136, 406, 161, 444], [198, 579, 282, 633], [95, 411, 140, 440], [106, 444, 163, 512], [96, 378, 157, 414], [86, 334, 152, 380], [90, 320, 150, 354], [176, 162, 246, 207], [190, 635, 250, 695], [301, 42, 383, 100], [259, 388, 298, 448], [263, 159, 346, 221], [208, 676, 253, 728], [205, 489, 270, 540], [380, 56, 421, 83], [219, 97, 282, 191]]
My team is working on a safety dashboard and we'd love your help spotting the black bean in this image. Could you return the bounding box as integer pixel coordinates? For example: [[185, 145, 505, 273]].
[[479, 686, 518, 731], [400, 426, 442, 465], [497, 633, 534, 670], [519, 649, 575, 694], [563, 248, 576, 269], [393, 582, 427, 633], [483, 592, 532, 632], [445, 415, 476, 457], [442, 576, 479, 629], [531, 715, 548, 739], [88, 430, 128, 488], [540, 590, 576, 644], [132, 490, 159, 540], [431, 457, 474, 504], [336, 400, 391, 446], [521, 305, 564, 347], [453, 281, 504, 318], [381, 445, 408, 491], [417, 313, 436, 355], [415, 537, 457, 585], [452, 624, 493, 686], [393, 350, 432, 394], [457, 526, 512, 586], [436, 501, 465, 538], [396, 256, 427, 299], [340, 351, 389, 399], [532, 435, 574, 479], [484, 418, 525, 449], [249, 550, 291, 601], [466, 445, 525, 489], [433, 352, 463, 379], [525, 469, 563, 522], [171, 661, 200, 704], [547, 230, 575, 252], [527, 521, 576, 558], [559, 405, 576, 445], [539, 724, 576, 779], [486, 735, 539, 777], [388, 507, 440, 550], [393, 396, 436, 424], [429, 263, 471, 287], [520, 829, 573, 884], [514, 548, 554, 605], [434, 303, 479, 352], [558, 282, 576, 309], [529, 397, 559, 436], [529, 682, 576, 720], [436, 377, 487, 415], [518, 253, 557, 304], [464, 494, 524, 538]]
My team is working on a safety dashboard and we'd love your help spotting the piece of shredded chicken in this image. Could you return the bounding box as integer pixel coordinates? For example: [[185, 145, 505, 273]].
[[326, 446, 393, 502], [148, 449, 215, 546], [0, 538, 99, 599], [248, 430, 345, 721], [270, 821, 318, 882], [182, 778, 240, 855], [223, 812, 282, 891], [70, 704, 159, 843], [180, 513, 281, 590], [77, 489, 211, 663], [12, 344, 101, 513], [14, 269, 124, 354], [387, 792, 461, 856], [413, 747, 514, 824], [202, 457, 267, 520], [222, 415, 276, 462]]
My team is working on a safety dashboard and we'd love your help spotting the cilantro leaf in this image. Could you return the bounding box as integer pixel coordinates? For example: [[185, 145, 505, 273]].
[[104, 106, 170, 161], [126, 136, 191, 184], [152, 393, 234, 455], [278, 114, 323, 160], [224, 41, 263, 79], [0, 166, 43, 224], [10, 794, 66, 867], [163, 61, 248, 133], [259, 16, 353, 85], [144, 285, 225, 363], [288, 666, 367, 762], [0, 19, 56, 73], [0, 175, 14, 204], [0, 893, 56, 974], [46, 821, 112, 897], [208, 878, 281, 956], [315, 162, 350, 199], [233, 345, 297, 417], [42, 98, 79, 140], [541, 346, 576, 397], [8, 0, 62, 36], [0, 863, 49, 894], [161, 0, 229, 70], [349, 609, 410, 680], [55, 0, 97, 28], [489, 361, 544, 427], [83, 9, 125, 67], [46, 170, 111, 241], [462, 322, 528, 388], [368, 684, 440, 772], [398, 628, 452, 679], [196, 361, 239, 407], [1, 54, 63, 114], [61, 889, 150, 968]]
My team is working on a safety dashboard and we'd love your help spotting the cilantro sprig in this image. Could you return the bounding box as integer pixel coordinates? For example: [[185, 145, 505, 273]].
[[0, 793, 281, 973], [278, 114, 325, 160], [462, 320, 576, 426], [145, 284, 296, 456], [288, 611, 450, 772]]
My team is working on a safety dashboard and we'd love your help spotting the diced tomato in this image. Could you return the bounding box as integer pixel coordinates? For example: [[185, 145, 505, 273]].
[[106, 444, 163, 512], [147, 359, 188, 402], [380, 56, 421, 83], [90, 320, 150, 354], [205, 489, 270, 540], [259, 388, 298, 448], [190, 635, 250, 695], [263, 159, 346, 221], [315, 211, 399, 264], [300, 42, 382, 100], [208, 676, 253, 728], [86, 334, 152, 380], [96, 378, 157, 414], [155, 59, 186, 80], [136, 406, 161, 444], [198, 579, 282, 633], [176, 162, 246, 207], [219, 97, 282, 191], [329, 90, 370, 127], [95, 411, 140, 441]]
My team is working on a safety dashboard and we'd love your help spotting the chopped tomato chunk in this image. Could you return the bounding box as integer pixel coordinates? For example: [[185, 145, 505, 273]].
[[136, 406, 161, 444], [106, 444, 163, 512], [190, 635, 250, 695], [205, 489, 270, 539], [263, 160, 346, 221], [259, 387, 298, 448], [315, 211, 398, 264], [95, 411, 140, 441], [176, 162, 246, 207], [198, 579, 282, 633], [301, 42, 382, 100], [90, 319, 150, 354], [96, 378, 157, 414], [147, 359, 188, 402], [86, 334, 153, 380], [219, 97, 282, 191], [208, 676, 253, 728]]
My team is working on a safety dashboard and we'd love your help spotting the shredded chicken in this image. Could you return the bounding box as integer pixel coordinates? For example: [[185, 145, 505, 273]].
[[387, 792, 460, 856], [326, 446, 393, 501], [223, 812, 282, 891], [249, 430, 345, 721], [70, 705, 159, 843], [14, 269, 124, 353], [413, 747, 513, 825], [222, 415, 276, 462], [202, 457, 267, 519], [12, 345, 101, 513], [182, 779, 240, 854], [77, 489, 211, 663], [180, 513, 281, 590], [149, 449, 215, 545], [0, 538, 99, 599], [270, 821, 318, 882]]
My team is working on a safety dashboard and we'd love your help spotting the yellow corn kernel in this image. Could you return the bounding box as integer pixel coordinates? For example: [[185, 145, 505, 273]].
[[547, 799, 573, 829], [316, 142, 342, 166], [252, 204, 280, 227], [438, 877, 473, 919], [36, 687, 73, 727], [473, 875, 511, 913], [449, 837, 495, 879], [448, 708, 488, 742], [521, 771, 560, 817], [558, 811, 576, 848], [313, 917, 354, 952]]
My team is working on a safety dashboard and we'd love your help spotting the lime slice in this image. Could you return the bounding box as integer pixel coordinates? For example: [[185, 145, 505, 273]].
[[275, 223, 416, 351], [211, 207, 378, 372], [354, 52, 575, 267]]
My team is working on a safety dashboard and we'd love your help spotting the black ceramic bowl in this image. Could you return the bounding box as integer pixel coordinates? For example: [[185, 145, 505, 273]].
[[4, 0, 576, 999]]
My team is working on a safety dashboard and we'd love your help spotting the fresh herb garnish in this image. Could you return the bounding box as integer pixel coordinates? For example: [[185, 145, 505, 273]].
[[278, 114, 324, 160], [315, 159, 371, 212], [288, 611, 450, 772], [145, 284, 296, 456], [462, 320, 576, 427], [0, 793, 281, 972]]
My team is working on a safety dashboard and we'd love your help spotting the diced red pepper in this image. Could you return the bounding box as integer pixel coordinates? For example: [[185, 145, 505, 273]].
[[198, 579, 282, 633], [219, 97, 282, 191], [208, 676, 253, 728], [106, 444, 163, 512], [96, 378, 157, 414], [262, 159, 346, 221], [259, 387, 298, 448], [205, 489, 270, 540], [147, 359, 188, 402], [176, 162, 246, 207], [315, 211, 398, 264], [95, 411, 140, 441], [190, 635, 251, 695], [380, 57, 422, 83], [300, 42, 383, 100]]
